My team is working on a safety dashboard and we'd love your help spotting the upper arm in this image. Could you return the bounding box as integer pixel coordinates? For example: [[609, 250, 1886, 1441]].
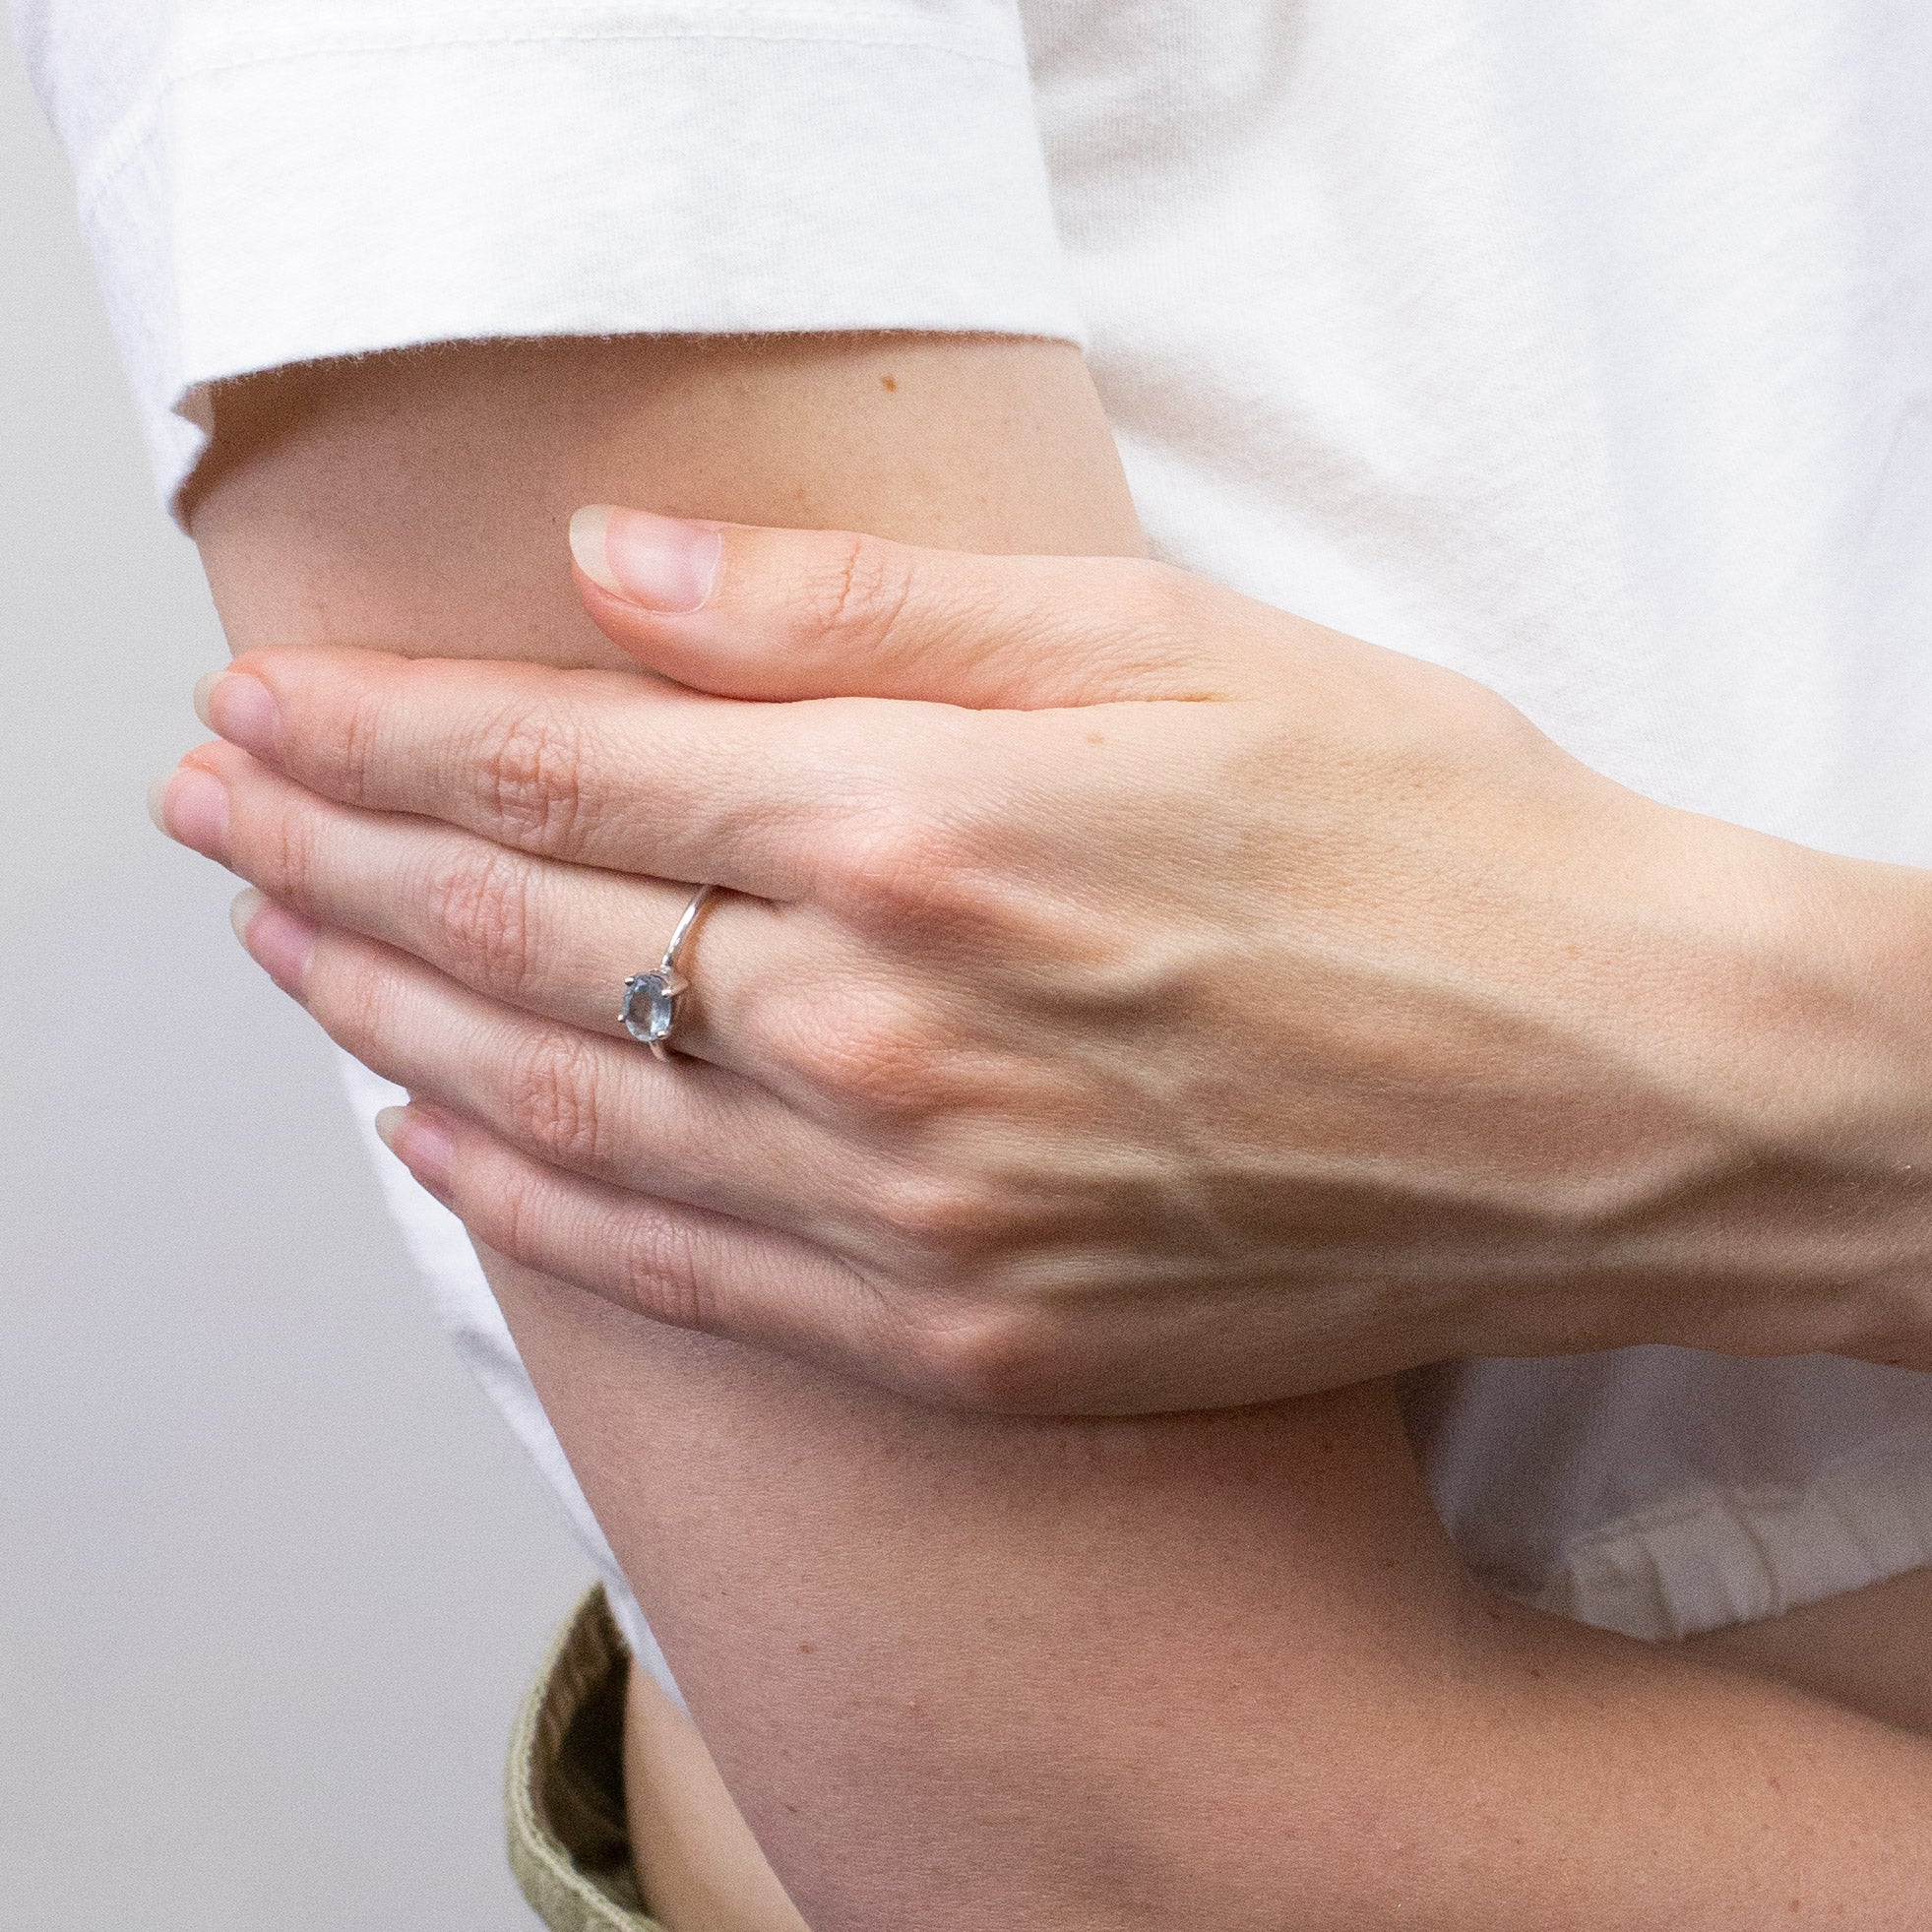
[[187, 332, 1143, 664]]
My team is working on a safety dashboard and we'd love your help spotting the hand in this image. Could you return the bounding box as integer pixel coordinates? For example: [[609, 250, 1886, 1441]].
[[156, 509, 1932, 1410]]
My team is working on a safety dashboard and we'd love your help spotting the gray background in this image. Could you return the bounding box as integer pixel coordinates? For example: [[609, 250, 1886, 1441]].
[[1, 34, 591, 1930]]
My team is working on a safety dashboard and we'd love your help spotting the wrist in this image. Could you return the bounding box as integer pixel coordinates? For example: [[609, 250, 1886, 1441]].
[[1568, 800, 1932, 1357]]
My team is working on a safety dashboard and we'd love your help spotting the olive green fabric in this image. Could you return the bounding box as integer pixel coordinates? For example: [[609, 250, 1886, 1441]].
[[507, 1586, 663, 1932]]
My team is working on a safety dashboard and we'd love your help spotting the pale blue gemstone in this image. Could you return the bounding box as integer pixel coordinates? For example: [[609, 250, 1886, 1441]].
[[621, 971, 676, 1044]]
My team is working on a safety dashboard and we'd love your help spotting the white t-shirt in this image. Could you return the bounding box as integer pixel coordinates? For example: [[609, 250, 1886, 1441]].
[[21, 0, 1932, 1692]]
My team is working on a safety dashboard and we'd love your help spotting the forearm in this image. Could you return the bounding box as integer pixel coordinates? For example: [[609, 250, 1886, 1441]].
[[514, 1293, 1932, 1929]]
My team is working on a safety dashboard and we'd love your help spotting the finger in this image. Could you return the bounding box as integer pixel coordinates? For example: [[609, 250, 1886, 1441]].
[[195, 646, 906, 898], [237, 899, 873, 1250], [568, 505, 1253, 709], [372, 1102, 966, 1403], [175, 737, 853, 1083]]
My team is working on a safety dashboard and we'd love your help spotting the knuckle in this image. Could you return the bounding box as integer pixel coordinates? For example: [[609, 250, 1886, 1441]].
[[773, 994, 955, 1124], [868, 1162, 1003, 1266], [609, 1209, 715, 1333], [898, 1298, 1070, 1413], [477, 1159, 545, 1267], [1451, 667, 1538, 749], [322, 684, 390, 807], [804, 532, 913, 654], [422, 846, 540, 999], [305, 941, 399, 1068], [820, 803, 985, 938], [504, 1026, 609, 1170], [243, 792, 323, 902], [468, 704, 590, 854]]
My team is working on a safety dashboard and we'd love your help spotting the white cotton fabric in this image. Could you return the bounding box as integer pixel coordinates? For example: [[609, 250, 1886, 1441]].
[[20, 0, 1932, 1679], [14, 0, 1084, 503]]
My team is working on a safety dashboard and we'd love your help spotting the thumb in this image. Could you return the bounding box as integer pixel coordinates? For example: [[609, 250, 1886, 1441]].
[[567, 505, 1242, 708]]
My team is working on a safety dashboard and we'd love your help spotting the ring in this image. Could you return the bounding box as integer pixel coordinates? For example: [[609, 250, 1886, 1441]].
[[620, 885, 717, 1060]]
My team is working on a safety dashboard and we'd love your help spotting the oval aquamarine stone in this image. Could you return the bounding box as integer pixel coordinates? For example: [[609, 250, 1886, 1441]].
[[620, 970, 677, 1044]]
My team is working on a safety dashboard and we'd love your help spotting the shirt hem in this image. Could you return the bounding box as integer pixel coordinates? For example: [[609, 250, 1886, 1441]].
[[1510, 1415, 1932, 1641]]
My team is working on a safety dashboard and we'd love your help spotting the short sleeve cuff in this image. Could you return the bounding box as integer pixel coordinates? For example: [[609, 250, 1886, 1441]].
[[63, 2, 1084, 507]]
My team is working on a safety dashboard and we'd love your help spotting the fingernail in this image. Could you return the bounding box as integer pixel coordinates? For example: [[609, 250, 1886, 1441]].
[[231, 891, 319, 996], [227, 886, 266, 945], [570, 505, 721, 613], [153, 766, 229, 859], [375, 1104, 455, 1197], [199, 671, 280, 758]]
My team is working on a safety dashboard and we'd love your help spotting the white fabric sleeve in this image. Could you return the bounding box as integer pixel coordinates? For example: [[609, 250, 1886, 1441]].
[[336, 1053, 683, 1704], [16, 0, 1084, 509]]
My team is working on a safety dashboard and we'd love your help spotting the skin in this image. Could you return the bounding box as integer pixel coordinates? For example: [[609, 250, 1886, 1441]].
[[1687, 1563, 1932, 1736], [174, 336, 1932, 1927], [170, 519, 1932, 1415], [609, 1555, 1932, 1932]]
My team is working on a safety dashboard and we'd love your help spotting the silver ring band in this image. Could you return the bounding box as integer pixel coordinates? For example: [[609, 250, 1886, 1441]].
[[620, 884, 717, 1060]]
